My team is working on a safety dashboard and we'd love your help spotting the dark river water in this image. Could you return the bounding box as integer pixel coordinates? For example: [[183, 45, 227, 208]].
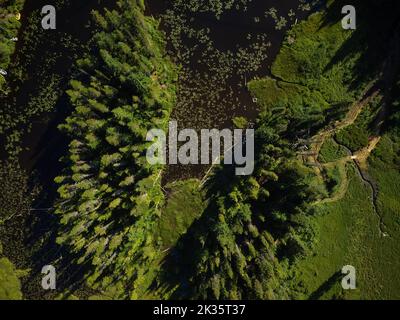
[[147, 0, 307, 60], [7, 0, 115, 172], [145, 0, 311, 181]]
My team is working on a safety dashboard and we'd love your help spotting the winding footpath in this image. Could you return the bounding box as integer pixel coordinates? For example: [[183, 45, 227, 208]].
[[301, 85, 388, 237], [300, 25, 400, 238]]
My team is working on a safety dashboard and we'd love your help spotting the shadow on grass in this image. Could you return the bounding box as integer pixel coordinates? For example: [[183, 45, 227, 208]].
[[322, 0, 400, 93], [308, 271, 343, 300], [149, 165, 241, 299]]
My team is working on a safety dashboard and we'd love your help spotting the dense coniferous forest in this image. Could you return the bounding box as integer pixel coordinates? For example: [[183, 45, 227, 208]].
[[0, 0, 177, 299], [0, 0, 400, 301], [54, 0, 177, 298]]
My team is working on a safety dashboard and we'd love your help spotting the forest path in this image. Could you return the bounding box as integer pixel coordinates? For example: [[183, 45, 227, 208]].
[[307, 26, 400, 237], [304, 89, 388, 236]]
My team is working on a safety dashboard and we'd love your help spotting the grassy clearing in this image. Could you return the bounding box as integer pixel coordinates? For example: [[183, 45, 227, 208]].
[[157, 179, 205, 249], [131, 179, 205, 300], [0, 258, 23, 299], [248, 74, 331, 134], [294, 153, 400, 299], [271, 10, 361, 103], [292, 164, 385, 299], [366, 135, 400, 298], [321, 162, 347, 199], [0, 243, 24, 300]]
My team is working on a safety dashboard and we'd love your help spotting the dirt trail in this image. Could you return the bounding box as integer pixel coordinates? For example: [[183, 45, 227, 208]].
[[302, 85, 390, 235], [303, 85, 379, 172], [302, 25, 400, 237], [298, 84, 383, 231], [300, 83, 386, 236]]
